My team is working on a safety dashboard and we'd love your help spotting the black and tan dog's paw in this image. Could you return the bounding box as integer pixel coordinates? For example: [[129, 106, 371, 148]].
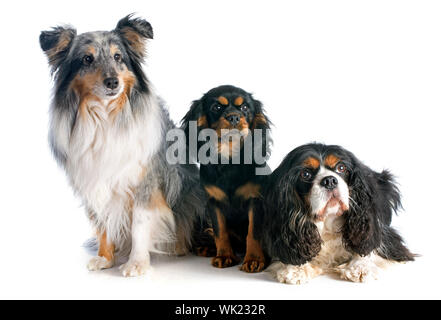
[[211, 255, 240, 268], [241, 257, 265, 273]]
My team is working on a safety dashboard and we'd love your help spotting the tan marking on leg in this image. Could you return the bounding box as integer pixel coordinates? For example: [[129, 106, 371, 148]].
[[241, 208, 266, 273], [211, 209, 239, 268], [235, 183, 261, 200], [205, 185, 228, 202], [98, 231, 115, 262]]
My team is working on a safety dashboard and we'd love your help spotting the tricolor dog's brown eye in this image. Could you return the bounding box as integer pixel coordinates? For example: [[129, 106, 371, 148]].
[[336, 163, 347, 174], [300, 169, 313, 181], [83, 55, 94, 65], [114, 53, 121, 62], [241, 105, 249, 112]]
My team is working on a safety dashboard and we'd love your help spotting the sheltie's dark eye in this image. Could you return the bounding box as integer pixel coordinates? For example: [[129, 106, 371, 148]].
[[300, 169, 313, 181], [83, 55, 94, 65], [336, 162, 347, 174], [114, 53, 121, 62]]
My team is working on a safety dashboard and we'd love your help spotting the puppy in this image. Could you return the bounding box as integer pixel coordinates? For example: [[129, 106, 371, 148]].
[[262, 143, 415, 283], [182, 85, 271, 272], [40, 15, 205, 277]]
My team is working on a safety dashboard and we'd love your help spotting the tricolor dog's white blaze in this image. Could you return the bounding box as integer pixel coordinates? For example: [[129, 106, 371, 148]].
[[269, 165, 391, 284]]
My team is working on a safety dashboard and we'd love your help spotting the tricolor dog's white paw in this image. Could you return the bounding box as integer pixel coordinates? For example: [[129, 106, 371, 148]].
[[268, 262, 311, 285], [87, 256, 114, 271], [337, 258, 380, 283], [119, 260, 150, 277]]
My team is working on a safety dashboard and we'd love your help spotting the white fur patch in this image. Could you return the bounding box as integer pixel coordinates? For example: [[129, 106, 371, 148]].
[[268, 262, 322, 285], [62, 94, 163, 247], [87, 256, 114, 271], [269, 213, 391, 284], [309, 167, 349, 219]]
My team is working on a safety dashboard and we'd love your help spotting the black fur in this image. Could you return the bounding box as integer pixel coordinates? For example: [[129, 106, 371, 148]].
[[261, 143, 415, 265]]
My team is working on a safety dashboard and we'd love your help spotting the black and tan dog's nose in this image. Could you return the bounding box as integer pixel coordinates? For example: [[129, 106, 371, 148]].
[[321, 176, 338, 190], [226, 113, 241, 126], [104, 77, 119, 90]]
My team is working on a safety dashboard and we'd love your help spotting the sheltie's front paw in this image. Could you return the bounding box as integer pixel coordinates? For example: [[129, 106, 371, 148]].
[[87, 256, 114, 271], [119, 260, 150, 277]]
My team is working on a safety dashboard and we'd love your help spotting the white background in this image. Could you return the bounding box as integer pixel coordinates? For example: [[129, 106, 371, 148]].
[[0, 0, 439, 299]]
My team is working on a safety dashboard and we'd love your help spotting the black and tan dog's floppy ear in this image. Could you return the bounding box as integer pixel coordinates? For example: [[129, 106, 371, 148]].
[[265, 164, 322, 265], [181, 99, 207, 136], [115, 14, 153, 59], [39, 26, 76, 72], [250, 99, 272, 159], [251, 99, 270, 131], [180, 99, 207, 163]]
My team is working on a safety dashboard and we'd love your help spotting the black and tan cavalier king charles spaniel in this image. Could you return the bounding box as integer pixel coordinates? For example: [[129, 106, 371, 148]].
[[182, 85, 271, 273], [261, 143, 415, 283]]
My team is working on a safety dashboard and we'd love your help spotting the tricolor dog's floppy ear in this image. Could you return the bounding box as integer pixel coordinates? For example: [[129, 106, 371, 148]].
[[115, 14, 153, 60], [40, 26, 76, 73], [342, 155, 383, 256], [264, 160, 322, 265]]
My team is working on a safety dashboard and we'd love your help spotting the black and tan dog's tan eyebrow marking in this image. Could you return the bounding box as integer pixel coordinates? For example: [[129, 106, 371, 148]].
[[234, 96, 244, 106], [217, 96, 229, 105]]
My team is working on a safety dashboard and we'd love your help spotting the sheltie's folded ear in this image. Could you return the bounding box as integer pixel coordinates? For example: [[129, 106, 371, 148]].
[[115, 14, 153, 60], [40, 26, 76, 72]]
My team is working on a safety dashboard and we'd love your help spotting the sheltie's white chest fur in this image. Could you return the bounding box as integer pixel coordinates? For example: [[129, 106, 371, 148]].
[[312, 214, 352, 269], [55, 95, 163, 243]]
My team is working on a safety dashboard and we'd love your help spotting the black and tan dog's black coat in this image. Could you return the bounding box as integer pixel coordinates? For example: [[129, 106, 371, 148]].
[[182, 85, 271, 272]]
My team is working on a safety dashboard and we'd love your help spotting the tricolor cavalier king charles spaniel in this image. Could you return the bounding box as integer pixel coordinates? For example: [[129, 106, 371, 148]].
[[261, 143, 415, 283]]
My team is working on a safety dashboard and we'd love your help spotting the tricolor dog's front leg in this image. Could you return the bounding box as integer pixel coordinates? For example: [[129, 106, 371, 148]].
[[268, 262, 323, 284]]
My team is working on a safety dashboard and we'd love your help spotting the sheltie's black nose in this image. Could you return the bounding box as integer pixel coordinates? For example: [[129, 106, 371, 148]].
[[104, 77, 119, 90]]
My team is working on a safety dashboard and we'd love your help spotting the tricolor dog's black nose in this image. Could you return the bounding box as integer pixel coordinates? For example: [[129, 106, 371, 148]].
[[104, 77, 119, 90], [321, 176, 338, 190], [226, 113, 241, 126]]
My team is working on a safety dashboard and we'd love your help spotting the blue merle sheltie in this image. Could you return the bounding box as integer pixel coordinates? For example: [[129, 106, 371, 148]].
[[40, 15, 205, 277]]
